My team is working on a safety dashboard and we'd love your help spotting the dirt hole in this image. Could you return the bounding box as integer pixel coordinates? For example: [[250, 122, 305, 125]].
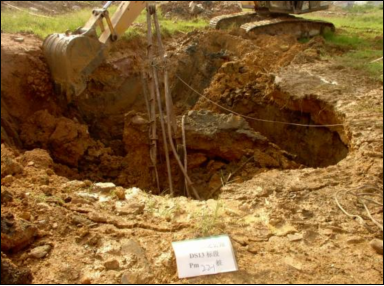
[[7, 31, 349, 199], [60, 74, 348, 199], [73, 93, 348, 198]]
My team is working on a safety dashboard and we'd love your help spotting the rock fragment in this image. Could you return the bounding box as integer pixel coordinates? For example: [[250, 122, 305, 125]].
[[104, 259, 120, 270], [94, 182, 116, 193], [115, 187, 126, 200], [370, 239, 383, 255], [30, 245, 52, 259], [288, 233, 304, 242]]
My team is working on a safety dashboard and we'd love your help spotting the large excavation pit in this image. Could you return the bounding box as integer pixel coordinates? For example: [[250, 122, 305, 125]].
[[18, 98, 348, 200], [4, 31, 349, 199]]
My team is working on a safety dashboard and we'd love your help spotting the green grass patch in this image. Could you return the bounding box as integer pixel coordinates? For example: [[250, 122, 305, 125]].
[[304, 7, 383, 82], [340, 50, 383, 82], [1, 9, 92, 38], [322, 30, 363, 48], [1, 7, 208, 40], [305, 10, 383, 36]]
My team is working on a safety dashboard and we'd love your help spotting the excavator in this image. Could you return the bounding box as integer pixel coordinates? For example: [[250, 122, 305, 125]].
[[43, 1, 335, 102]]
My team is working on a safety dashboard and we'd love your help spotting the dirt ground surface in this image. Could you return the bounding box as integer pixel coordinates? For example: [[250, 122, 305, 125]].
[[1, 19, 383, 285]]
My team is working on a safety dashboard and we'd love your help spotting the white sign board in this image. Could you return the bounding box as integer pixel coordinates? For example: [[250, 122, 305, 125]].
[[172, 235, 238, 279]]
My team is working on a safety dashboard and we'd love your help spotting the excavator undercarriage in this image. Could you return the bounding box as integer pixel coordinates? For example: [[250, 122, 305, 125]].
[[211, 1, 335, 37], [211, 13, 335, 38]]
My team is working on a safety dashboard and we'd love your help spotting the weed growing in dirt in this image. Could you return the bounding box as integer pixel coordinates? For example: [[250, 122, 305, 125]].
[[110, 190, 117, 199], [159, 200, 183, 222], [145, 196, 158, 214], [305, 7, 383, 82], [195, 201, 225, 237]]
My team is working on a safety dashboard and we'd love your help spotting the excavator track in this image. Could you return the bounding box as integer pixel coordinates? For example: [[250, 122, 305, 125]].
[[241, 17, 335, 38], [210, 12, 260, 30], [211, 14, 335, 38]]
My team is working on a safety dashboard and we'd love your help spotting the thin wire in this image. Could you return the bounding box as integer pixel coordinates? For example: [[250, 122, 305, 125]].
[[182, 115, 191, 198], [335, 190, 366, 226], [361, 200, 384, 231], [335, 187, 383, 232], [174, 74, 347, 128]]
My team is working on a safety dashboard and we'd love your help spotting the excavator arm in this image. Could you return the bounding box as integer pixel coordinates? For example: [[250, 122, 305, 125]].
[[43, 1, 147, 102]]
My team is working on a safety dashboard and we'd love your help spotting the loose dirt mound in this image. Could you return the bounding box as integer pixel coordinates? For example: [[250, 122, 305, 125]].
[[159, 1, 242, 20]]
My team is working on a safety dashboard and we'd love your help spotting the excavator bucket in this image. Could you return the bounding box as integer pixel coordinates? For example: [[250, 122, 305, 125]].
[[42, 2, 148, 102], [43, 32, 106, 102]]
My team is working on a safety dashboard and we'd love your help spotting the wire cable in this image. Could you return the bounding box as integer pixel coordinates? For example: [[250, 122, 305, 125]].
[[175, 74, 347, 128]]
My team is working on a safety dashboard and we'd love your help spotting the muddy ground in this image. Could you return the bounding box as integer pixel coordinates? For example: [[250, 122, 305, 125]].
[[1, 20, 383, 285]]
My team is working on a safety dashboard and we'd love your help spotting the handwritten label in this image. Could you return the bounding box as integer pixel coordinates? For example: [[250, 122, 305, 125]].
[[199, 260, 217, 275], [172, 235, 238, 279]]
